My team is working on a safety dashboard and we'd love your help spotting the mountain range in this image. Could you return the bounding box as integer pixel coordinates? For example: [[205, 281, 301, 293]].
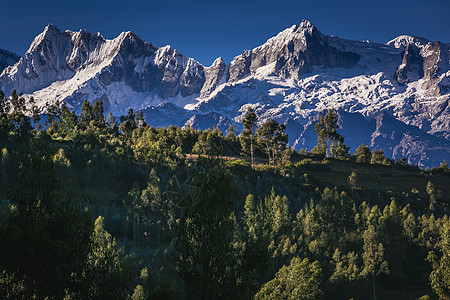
[[0, 20, 449, 167]]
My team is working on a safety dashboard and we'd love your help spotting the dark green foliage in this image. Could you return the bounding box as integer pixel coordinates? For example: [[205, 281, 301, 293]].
[[256, 119, 289, 166], [355, 144, 371, 163], [255, 257, 324, 300], [192, 127, 224, 157], [0, 97, 447, 300], [175, 161, 237, 299], [313, 109, 349, 159], [0, 151, 92, 298], [74, 216, 132, 299], [427, 220, 450, 299], [371, 149, 389, 165], [241, 107, 258, 166]]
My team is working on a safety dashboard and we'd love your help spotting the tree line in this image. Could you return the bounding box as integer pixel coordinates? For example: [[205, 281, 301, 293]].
[[0, 91, 449, 299]]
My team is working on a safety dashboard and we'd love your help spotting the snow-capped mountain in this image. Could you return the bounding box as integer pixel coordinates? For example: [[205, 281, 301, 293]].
[[1, 21, 449, 167], [0, 49, 20, 73]]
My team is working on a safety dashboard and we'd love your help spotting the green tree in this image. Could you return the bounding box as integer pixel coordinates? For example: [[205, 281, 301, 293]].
[[192, 128, 223, 157], [0, 91, 12, 142], [362, 225, 389, 300], [60, 104, 78, 137], [79, 216, 131, 299], [255, 257, 323, 300], [348, 169, 358, 194], [427, 220, 450, 299], [313, 109, 349, 158], [355, 144, 371, 163], [175, 161, 237, 299], [80, 100, 94, 130], [0, 151, 92, 298], [256, 119, 288, 166], [0, 90, 10, 117], [92, 100, 106, 130], [241, 107, 258, 167], [371, 149, 386, 165], [119, 108, 137, 143], [45, 100, 62, 132], [131, 284, 145, 300], [426, 181, 436, 211], [9, 91, 32, 139], [107, 112, 119, 136]]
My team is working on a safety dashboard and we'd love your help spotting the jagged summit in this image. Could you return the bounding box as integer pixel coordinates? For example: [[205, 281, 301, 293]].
[[210, 57, 225, 68], [387, 35, 432, 49], [298, 19, 316, 33], [0, 22, 449, 167], [227, 19, 358, 81]]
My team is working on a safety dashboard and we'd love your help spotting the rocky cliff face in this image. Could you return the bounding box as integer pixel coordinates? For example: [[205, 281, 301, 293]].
[[1, 21, 449, 167], [0, 25, 205, 113], [227, 20, 360, 82], [0, 49, 20, 73]]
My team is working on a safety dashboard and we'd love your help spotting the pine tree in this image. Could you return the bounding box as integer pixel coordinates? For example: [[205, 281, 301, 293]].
[[92, 100, 106, 130], [80, 100, 93, 130], [371, 149, 386, 164], [355, 144, 371, 163]]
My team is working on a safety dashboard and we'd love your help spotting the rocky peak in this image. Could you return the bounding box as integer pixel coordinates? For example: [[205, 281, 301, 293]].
[[113, 31, 153, 58], [227, 19, 359, 82], [0, 49, 20, 73], [70, 29, 105, 50], [28, 24, 66, 53], [298, 19, 316, 35], [387, 35, 431, 49], [210, 57, 225, 68], [201, 57, 227, 97], [395, 44, 424, 84]]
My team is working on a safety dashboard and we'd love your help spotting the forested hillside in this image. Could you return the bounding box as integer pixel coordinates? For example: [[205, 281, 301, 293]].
[[0, 91, 449, 299]]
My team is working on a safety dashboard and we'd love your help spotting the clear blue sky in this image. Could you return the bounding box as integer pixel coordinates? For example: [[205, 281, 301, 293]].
[[2, 0, 449, 66]]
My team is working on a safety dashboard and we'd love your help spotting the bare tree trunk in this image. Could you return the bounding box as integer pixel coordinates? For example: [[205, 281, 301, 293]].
[[250, 135, 254, 168], [372, 272, 376, 300], [133, 218, 136, 249]]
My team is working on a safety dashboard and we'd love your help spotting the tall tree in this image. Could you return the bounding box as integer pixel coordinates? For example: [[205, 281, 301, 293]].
[[9, 91, 32, 138], [78, 216, 131, 299], [427, 220, 450, 300], [175, 161, 237, 299], [371, 149, 386, 165], [119, 108, 137, 143], [80, 100, 94, 130], [362, 225, 389, 300], [92, 100, 106, 130], [348, 170, 358, 195], [355, 144, 371, 163], [256, 119, 288, 166], [313, 109, 349, 158], [0, 91, 10, 117], [241, 107, 258, 167], [255, 257, 323, 300]]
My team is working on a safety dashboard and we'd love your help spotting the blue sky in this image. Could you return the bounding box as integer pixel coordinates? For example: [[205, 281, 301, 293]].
[[2, 0, 449, 66]]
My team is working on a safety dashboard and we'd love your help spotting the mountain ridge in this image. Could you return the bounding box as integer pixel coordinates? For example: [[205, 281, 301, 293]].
[[0, 20, 449, 167]]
